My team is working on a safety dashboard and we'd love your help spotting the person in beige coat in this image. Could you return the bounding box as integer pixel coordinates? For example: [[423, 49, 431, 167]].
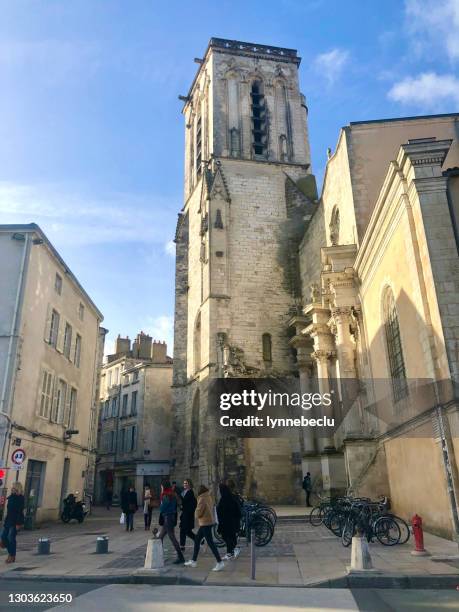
[[184, 485, 224, 571]]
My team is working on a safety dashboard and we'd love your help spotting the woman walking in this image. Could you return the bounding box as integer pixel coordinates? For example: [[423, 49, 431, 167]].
[[184, 485, 224, 572], [143, 484, 153, 530], [217, 483, 241, 560], [122, 486, 138, 532], [179, 479, 197, 551], [1, 482, 25, 564], [158, 481, 185, 565]]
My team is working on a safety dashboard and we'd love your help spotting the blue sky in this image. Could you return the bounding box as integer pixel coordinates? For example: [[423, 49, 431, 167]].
[[1, 1, 458, 355]]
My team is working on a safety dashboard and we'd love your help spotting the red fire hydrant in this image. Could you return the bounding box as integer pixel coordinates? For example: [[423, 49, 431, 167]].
[[411, 514, 429, 556]]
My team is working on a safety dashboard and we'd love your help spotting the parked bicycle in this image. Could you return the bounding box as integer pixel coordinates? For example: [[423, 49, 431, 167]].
[[310, 494, 410, 547], [213, 498, 276, 548]]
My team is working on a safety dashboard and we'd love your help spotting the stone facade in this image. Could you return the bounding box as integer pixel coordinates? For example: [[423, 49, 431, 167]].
[[171, 37, 459, 535], [172, 39, 316, 503], [0, 224, 104, 522], [95, 333, 172, 503]]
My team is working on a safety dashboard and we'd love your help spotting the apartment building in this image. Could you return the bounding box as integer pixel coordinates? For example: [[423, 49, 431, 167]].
[[95, 333, 172, 503], [0, 224, 105, 522]]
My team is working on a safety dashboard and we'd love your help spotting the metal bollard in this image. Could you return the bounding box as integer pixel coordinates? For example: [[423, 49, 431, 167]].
[[250, 528, 255, 580], [96, 536, 109, 554], [37, 538, 51, 555]]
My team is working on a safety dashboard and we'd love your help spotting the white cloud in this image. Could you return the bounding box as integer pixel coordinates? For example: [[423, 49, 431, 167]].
[[0, 182, 177, 247], [165, 240, 175, 257], [388, 72, 459, 109], [145, 315, 174, 353], [313, 48, 350, 85], [405, 0, 459, 61]]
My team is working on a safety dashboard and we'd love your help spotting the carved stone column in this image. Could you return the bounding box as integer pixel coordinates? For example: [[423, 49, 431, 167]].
[[296, 345, 316, 455], [311, 349, 336, 451]]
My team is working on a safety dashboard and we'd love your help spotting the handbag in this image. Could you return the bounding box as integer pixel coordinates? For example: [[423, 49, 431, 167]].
[[120, 512, 125, 525]]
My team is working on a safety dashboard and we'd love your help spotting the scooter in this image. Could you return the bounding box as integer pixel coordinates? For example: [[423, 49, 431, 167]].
[[61, 492, 88, 523]]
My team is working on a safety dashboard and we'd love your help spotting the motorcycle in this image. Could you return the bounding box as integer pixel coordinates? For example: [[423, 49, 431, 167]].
[[61, 492, 88, 524]]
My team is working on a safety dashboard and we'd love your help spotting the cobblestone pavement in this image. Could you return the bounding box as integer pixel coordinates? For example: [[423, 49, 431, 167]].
[[0, 506, 458, 587]]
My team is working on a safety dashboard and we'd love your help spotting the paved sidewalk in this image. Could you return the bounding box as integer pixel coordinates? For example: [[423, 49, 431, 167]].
[[1, 506, 458, 587]]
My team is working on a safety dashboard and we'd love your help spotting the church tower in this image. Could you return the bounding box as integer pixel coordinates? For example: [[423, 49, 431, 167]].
[[172, 38, 316, 502]]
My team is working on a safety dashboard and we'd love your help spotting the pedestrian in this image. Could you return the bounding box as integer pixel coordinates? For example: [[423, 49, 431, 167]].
[[0, 482, 25, 564], [179, 478, 197, 551], [302, 472, 312, 507], [105, 486, 113, 510], [172, 480, 183, 496], [143, 484, 153, 530], [184, 485, 224, 572], [122, 486, 138, 531], [157, 481, 185, 565], [217, 483, 241, 560]]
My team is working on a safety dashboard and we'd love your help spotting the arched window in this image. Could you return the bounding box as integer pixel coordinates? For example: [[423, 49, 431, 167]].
[[190, 390, 200, 464], [193, 312, 201, 373], [251, 81, 267, 157], [262, 333, 272, 362], [383, 289, 408, 402]]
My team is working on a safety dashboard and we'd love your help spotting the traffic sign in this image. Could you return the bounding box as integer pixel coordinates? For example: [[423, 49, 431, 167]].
[[10, 465, 24, 471], [11, 448, 26, 465]]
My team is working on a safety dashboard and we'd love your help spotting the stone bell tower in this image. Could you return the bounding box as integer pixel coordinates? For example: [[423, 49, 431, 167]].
[[171, 38, 316, 503]]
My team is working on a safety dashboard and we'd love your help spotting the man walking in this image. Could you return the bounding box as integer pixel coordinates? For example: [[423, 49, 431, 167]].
[[302, 472, 312, 507]]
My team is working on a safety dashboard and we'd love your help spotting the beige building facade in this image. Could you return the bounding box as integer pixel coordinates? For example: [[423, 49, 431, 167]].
[[95, 333, 172, 503], [294, 115, 459, 539], [0, 224, 105, 523]]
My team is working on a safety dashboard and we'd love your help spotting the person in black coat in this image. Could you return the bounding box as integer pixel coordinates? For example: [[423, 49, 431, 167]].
[[217, 483, 242, 560], [179, 478, 197, 550], [1, 482, 25, 564], [121, 486, 138, 532]]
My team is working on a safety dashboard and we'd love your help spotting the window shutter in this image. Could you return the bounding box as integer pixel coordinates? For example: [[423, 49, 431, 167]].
[[64, 388, 71, 427], [51, 377, 59, 422], [68, 332, 75, 363], [45, 372, 53, 418], [70, 390, 77, 429], [44, 304, 52, 343], [56, 319, 65, 353], [38, 370, 46, 416]]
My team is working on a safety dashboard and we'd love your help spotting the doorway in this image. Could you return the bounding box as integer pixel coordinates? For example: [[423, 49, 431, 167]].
[[24, 460, 46, 510]]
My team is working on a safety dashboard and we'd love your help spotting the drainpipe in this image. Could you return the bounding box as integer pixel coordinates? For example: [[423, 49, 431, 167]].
[[0, 233, 30, 469]]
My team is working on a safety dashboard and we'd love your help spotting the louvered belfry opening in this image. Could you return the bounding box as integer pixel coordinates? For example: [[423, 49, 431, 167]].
[[251, 81, 267, 157], [196, 114, 202, 178]]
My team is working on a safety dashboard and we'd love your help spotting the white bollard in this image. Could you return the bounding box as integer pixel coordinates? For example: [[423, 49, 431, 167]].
[[350, 536, 373, 571], [144, 538, 164, 570]]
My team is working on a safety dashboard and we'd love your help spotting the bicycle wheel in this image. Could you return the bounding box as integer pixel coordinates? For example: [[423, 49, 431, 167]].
[[212, 524, 225, 548], [341, 516, 355, 547], [391, 515, 410, 544], [250, 515, 274, 547], [330, 512, 346, 537], [374, 516, 401, 546], [310, 505, 323, 526], [260, 506, 277, 525]]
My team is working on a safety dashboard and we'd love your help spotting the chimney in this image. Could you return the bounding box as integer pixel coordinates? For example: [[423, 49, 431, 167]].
[[132, 331, 153, 359], [151, 340, 167, 363], [115, 334, 131, 356]]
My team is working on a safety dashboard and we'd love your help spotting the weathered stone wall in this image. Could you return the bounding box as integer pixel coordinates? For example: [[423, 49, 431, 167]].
[[299, 203, 326, 300], [172, 40, 313, 502]]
